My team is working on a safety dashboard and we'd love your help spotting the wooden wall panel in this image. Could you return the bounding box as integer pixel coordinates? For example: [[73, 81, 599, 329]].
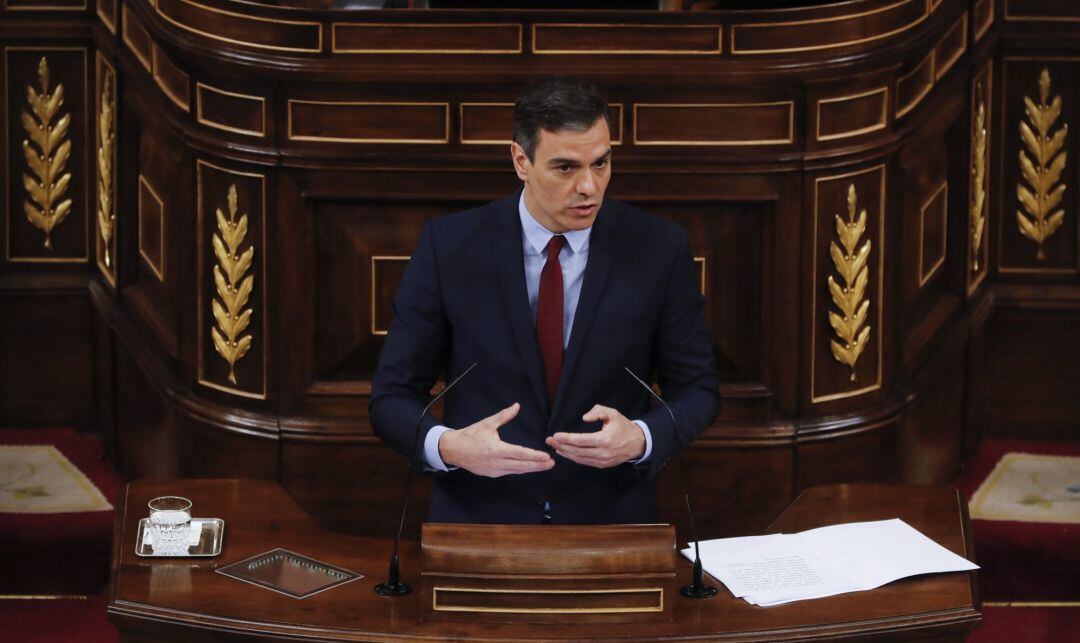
[[332, 23, 521, 55], [154, 0, 323, 54], [196, 160, 268, 399], [196, 82, 266, 138], [808, 165, 886, 406], [968, 62, 992, 295], [1005, 0, 1080, 22], [288, 100, 449, 144], [94, 52, 118, 286], [815, 88, 888, 141], [633, 102, 793, 146], [533, 24, 721, 55], [998, 59, 1078, 274], [460, 103, 623, 145], [5, 47, 89, 263]]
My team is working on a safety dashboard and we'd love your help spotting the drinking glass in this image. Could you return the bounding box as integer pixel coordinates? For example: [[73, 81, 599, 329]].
[[148, 496, 192, 556]]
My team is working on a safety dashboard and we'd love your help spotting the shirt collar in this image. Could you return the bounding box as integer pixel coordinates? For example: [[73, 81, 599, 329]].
[[518, 191, 592, 256]]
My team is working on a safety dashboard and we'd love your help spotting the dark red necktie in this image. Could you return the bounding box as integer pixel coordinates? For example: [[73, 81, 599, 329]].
[[537, 235, 566, 402]]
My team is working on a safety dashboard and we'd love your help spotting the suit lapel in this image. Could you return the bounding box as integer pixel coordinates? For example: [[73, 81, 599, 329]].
[[491, 194, 549, 415], [550, 201, 620, 425]]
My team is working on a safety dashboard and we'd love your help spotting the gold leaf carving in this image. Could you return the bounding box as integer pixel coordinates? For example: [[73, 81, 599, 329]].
[[97, 67, 116, 268], [21, 57, 73, 250], [1016, 68, 1068, 261], [971, 89, 987, 272], [828, 184, 872, 382], [210, 185, 255, 385]]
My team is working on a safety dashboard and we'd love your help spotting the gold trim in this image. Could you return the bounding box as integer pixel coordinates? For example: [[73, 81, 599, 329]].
[[458, 102, 624, 146], [827, 184, 873, 381], [983, 601, 1080, 607], [95, 0, 117, 34], [151, 46, 189, 112], [137, 174, 165, 281], [96, 54, 117, 279], [331, 22, 522, 54], [694, 256, 706, 297], [2, 0, 88, 11], [969, 64, 992, 294], [811, 165, 885, 403], [0, 594, 90, 599], [121, 4, 152, 73], [195, 82, 266, 138], [5, 47, 89, 264], [974, 0, 994, 40], [633, 101, 795, 146], [287, 99, 450, 144], [918, 181, 949, 287], [929, 0, 941, 10], [210, 184, 254, 385], [731, 0, 928, 55], [1015, 68, 1068, 262], [532, 23, 721, 55], [934, 15, 967, 81], [20, 56, 74, 250], [815, 87, 889, 141], [432, 586, 664, 614], [196, 158, 268, 400], [970, 80, 988, 278], [154, 0, 324, 54], [371, 255, 409, 336], [896, 51, 935, 119], [1004, 0, 1080, 22]]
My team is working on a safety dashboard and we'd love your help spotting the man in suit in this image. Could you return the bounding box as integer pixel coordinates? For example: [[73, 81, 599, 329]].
[[370, 76, 719, 525]]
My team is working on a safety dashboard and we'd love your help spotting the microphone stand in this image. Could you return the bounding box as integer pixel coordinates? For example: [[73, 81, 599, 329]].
[[625, 367, 718, 599], [374, 362, 477, 597]]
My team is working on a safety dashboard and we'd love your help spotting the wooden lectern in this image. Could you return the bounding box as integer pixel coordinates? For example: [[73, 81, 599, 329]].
[[419, 523, 676, 623]]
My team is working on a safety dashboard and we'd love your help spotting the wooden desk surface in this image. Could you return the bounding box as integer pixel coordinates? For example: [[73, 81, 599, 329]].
[[107, 480, 980, 642]]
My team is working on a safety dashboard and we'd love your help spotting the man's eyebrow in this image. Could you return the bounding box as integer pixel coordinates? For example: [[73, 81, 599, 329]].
[[547, 150, 612, 167]]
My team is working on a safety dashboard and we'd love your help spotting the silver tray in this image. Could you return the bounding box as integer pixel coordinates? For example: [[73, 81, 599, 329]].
[[135, 517, 224, 557]]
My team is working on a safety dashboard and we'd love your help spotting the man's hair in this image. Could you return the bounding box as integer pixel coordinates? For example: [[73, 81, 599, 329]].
[[512, 76, 610, 162]]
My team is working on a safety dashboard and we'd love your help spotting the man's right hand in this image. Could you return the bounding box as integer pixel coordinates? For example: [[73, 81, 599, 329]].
[[438, 402, 555, 478]]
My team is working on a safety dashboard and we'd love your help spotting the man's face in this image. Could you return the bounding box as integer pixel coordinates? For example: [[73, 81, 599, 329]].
[[511, 117, 612, 234]]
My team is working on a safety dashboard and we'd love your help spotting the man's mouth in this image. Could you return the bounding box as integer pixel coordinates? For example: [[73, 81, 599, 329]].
[[571, 204, 597, 215]]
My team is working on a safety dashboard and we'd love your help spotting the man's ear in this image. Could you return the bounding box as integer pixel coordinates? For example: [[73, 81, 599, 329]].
[[510, 141, 530, 181]]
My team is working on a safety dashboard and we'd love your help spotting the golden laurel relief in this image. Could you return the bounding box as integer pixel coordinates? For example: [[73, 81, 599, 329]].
[[1016, 68, 1068, 262], [827, 184, 872, 382], [210, 185, 255, 385], [971, 91, 988, 272], [21, 57, 73, 250], [97, 67, 116, 268]]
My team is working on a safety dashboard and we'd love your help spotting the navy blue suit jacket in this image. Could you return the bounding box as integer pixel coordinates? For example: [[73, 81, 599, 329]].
[[370, 192, 720, 524]]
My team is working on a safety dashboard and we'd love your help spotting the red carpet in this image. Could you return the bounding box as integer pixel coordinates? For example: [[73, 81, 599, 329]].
[[954, 439, 1080, 602], [0, 592, 118, 642], [0, 429, 122, 595], [967, 605, 1080, 642]]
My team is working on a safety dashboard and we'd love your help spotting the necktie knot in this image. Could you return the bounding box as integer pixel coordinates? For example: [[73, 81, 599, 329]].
[[546, 235, 565, 261]]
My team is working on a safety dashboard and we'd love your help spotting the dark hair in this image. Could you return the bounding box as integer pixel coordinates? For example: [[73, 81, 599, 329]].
[[512, 76, 610, 162]]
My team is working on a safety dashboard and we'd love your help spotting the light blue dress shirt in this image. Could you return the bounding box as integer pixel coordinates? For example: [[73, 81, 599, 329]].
[[422, 193, 652, 471]]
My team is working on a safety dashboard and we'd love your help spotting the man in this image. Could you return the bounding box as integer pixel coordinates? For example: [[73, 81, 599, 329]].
[[370, 76, 719, 525]]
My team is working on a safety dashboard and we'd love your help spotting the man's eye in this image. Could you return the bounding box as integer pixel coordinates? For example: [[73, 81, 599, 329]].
[[558, 164, 573, 173], [595, 159, 608, 169]]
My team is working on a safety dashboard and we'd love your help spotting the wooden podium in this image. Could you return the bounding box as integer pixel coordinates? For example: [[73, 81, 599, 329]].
[[108, 480, 981, 641]]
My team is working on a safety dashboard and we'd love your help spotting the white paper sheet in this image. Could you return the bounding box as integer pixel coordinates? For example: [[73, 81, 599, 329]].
[[681, 518, 978, 606]]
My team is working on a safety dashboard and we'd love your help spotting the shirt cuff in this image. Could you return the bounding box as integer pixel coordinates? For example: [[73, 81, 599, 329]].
[[630, 420, 653, 464], [423, 425, 458, 472]]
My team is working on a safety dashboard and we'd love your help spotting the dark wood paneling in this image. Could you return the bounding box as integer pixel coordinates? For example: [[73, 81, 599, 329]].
[[0, 289, 93, 429], [816, 88, 888, 141], [288, 100, 449, 144], [5, 47, 89, 263], [986, 306, 1080, 439], [1005, 0, 1080, 21], [121, 3, 152, 73], [633, 102, 793, 146], [533, 24, 721, 54], [195, 82, 266, 138], [96, 0, 117, 35], [933, 14, 967, 81], [332, 23, 521, 54], [896, 52, 934, 118], [155, 0, 323, 54], [968, 62, 992, 294], [151, 44, 190, 112], [460, 103, 623, 145], [797, 420, 903, 491]]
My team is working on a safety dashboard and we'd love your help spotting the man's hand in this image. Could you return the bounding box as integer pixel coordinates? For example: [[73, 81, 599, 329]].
[[439, 403, 555, 478], [545, 404, 645, 468]]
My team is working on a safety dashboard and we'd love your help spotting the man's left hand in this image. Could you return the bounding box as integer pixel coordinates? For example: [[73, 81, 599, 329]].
[[545, 404, 645, 468]]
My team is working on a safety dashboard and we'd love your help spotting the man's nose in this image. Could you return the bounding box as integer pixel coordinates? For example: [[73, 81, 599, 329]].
[[576, 170, 596, 195]]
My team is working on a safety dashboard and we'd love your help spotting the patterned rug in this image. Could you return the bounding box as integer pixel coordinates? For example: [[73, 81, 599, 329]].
[[969, 453, 1080, 524], [0, 445, 112, 514]]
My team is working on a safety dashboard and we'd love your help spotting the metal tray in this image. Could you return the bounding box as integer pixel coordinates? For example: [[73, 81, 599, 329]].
[[135, 517, 224, 557]]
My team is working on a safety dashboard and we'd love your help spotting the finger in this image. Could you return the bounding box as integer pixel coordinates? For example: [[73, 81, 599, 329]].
[[581, 404, 613, 423], [552, 442, 602, 460], [486, 402, 520, 430], [553, 449, 609, 469], [549, 431, 605, 448], [498, 458, 556, 475], [497, 443, 555, 463]]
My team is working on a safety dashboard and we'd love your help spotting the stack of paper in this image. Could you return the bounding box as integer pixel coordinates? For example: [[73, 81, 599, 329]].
[[680, 518, 978, 606]]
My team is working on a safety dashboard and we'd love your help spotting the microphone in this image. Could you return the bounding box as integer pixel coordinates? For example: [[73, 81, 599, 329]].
[[624, 366, 718, 599], [375, 361, 477, 597]]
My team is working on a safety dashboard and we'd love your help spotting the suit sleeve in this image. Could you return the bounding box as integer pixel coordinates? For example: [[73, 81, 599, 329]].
[[370, 222, 449, 461], [636, 229, 721, 479]]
